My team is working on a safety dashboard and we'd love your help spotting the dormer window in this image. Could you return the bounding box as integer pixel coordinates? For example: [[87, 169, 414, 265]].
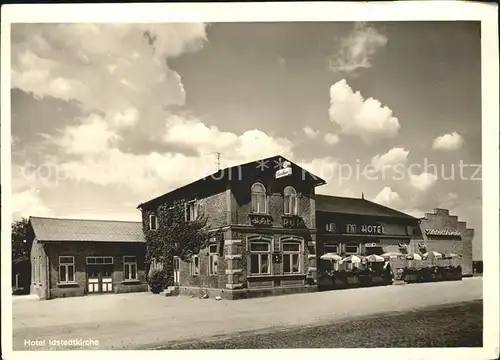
[[284, 186, 298, 215], [251, 183, 267, 214], [149, 214, 158, 230]]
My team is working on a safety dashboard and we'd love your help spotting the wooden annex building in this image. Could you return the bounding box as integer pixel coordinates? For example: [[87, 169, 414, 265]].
[[29, 217, 148, 299]]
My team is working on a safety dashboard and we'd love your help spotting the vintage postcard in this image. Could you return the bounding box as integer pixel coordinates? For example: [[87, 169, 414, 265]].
[[1, 2, 498, 360]]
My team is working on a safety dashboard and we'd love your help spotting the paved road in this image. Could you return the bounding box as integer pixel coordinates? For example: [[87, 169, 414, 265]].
[[12, 277, 482, 350]]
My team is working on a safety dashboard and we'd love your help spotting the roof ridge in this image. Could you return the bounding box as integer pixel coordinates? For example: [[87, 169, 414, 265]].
[[30, 216, 141, 224]]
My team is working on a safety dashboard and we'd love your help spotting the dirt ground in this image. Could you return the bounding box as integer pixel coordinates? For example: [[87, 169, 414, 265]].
[[11, 277, 482, 350]]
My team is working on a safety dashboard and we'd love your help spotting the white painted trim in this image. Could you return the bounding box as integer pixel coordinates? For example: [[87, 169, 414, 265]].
[[225, 269, 243, 275], [58, 255, 75, 283], [225, 283, 244, 290], [224, 240, 242, 245], [123, 255, 138, 281], [225, 254, 242, 260], [307, 254, 316, 260], [307, 267, 317, 272]]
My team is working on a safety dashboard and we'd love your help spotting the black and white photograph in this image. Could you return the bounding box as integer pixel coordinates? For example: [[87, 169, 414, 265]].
[[1, 2, 498, 359]]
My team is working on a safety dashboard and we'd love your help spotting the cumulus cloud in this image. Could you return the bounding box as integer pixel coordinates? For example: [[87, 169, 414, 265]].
[[12, 188, 53, 219], [329, 22, 388, 74], [303, 126, 319, 139], [329, 79, 401, 143], [373, 186, 402, 207], [370, 147, 409, 172], [432, 132, 464, 151], [11, 23, 208, 133], [409, 172, 438, 192], [324, 133, 340, 146]]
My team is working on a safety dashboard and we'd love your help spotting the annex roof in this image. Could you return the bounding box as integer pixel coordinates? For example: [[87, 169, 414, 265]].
[[315, 194, 417, 220], [29, 216, 145, 243]]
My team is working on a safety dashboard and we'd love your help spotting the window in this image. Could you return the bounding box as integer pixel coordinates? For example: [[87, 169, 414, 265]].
[[86, 256, 114, 265], [282, 241, 301, 274], [284, 186, 298, 215], [185, 201, 199, 222], [191, 255, 200, 276], [58, 256, 75, 283], [249, 240, 271, 275], [208, 244, 218, 276], [325, 223, 337, 232], [124, 256, 138, 280], [149, 214, 158, 230], [151, 258, 164, 271], [324, 244, 339, 254], [251, 183, 267, 214], [38, 256, 42, 283], [32, 257, 36, 284], [398, 242, 409, 255], [345, 245, 359, 255]]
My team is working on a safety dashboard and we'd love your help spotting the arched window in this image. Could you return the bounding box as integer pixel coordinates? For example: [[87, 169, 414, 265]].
[[251, 182, 267, 214], [283, 186, 298, 215], [282, 238, 302, 274], [248, 236, 271, 275]]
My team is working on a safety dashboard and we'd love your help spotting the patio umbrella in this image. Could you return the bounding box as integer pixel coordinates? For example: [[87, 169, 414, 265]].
[[423, 251, 443, 265], [442, 253, 460, 265], [381, 252, 403, 259], [320, 253, 342, 261], [340, 255, 363, 264], [423, 251, 443, 260], [365, 254, 385, 262], [405, 253, 423, 261]]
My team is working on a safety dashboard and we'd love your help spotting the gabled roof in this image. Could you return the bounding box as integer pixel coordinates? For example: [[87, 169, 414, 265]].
[[29, 217, 145, 243], [315, 194, 417, 221], [138, 155, 326, 209]]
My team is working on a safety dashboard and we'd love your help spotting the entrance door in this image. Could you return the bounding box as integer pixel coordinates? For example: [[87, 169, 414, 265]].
[[87, 265, 114, 294], [173, 256, 180, 285], [86, 256, 114, 294]]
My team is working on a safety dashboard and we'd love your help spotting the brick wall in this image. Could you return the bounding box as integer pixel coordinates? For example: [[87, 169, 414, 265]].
[[231, 179, 315, 228], [43, 242, 147, 299], [417, 208, 474, 276], [226, 229, 316, 290]]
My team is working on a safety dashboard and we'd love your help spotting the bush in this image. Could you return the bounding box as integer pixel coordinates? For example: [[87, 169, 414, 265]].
[[148, 269, 167, 294]]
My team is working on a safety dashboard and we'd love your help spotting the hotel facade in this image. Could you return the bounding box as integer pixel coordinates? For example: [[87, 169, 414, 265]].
[[29, 155, 474, 300]]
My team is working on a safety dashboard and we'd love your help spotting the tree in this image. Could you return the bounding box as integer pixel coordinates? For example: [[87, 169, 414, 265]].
[[12, 218, 31, 264], [12, 218, 32, 292], [144, 200, 214, 286]]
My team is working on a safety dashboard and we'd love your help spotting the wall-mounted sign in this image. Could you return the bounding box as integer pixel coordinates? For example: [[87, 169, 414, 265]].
[[325, 223, 337, 232], [425, 229, 461, 237], [249, 214, 273, 226], [282, 216, 303, 228], [346, 224, 357, 233], [364, 242, 381, 248], [360, 224, 384, 235], [275, 161, 292, 179]]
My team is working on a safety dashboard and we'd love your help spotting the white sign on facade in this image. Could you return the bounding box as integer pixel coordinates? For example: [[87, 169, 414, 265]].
[[275, 161, 292, 179], [425, 229, 461, 237]]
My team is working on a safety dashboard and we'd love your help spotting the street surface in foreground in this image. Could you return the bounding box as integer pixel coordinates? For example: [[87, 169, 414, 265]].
[[158, 301, 482, 349], [12, 277, 482, 350]]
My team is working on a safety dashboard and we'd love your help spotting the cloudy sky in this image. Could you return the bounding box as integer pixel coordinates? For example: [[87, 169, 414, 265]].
[[10, 21, 482, 259]]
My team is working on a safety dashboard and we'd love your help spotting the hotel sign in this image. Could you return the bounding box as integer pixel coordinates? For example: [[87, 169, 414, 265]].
[[360, 224, 384, 235], [425, 229, 461, 237], [249, 214, 273, 226], [275, 161, 292, 179]]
